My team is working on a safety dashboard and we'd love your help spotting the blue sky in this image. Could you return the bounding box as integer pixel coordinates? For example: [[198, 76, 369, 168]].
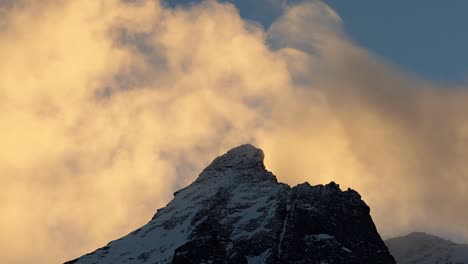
[[167, 0, 468, 84]]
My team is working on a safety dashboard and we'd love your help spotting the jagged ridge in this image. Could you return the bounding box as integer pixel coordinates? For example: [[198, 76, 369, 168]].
[[66, 144, 395, 264]]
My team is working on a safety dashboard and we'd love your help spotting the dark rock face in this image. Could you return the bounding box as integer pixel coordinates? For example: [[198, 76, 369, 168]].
[[66, 144, 395, 264], [278, 182, 394, 264]]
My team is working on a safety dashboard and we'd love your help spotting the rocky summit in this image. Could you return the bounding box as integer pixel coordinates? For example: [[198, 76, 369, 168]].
[[66, 144, 395, 264]]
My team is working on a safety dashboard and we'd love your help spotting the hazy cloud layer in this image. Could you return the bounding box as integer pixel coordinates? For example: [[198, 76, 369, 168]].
[[1, 0, 467, 263]]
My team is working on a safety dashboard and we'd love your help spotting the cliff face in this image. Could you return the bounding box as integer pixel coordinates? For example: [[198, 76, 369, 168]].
[[66, 144, 395, 264]]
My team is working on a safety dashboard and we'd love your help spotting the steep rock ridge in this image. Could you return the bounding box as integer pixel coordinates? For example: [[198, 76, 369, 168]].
[[385, 232, 468, 264], [66, 144, 395, 264]]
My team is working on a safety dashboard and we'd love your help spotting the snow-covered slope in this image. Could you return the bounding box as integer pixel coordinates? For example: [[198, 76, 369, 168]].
[[65, 144, 395, 264], [385, 232, 468, 264]]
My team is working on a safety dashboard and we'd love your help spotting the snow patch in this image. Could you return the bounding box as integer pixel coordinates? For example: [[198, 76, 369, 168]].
[[277, 190, 291, 260], [342, 246, 352, 253], [246, 248, 272, 264], [308, 233, 335, 241]]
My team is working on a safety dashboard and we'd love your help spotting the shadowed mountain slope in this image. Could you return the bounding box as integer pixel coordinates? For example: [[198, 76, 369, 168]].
[[386, 232, 468, 264]]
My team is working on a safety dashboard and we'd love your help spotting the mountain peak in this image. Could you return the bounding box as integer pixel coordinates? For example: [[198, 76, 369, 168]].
[[386, 232, 468, 263], [195, 144, 273, 184], [228, 143, 264, 156], [66, 144, 395, 264], [392, 232, 455, 245], [210, 144, 264, 169]]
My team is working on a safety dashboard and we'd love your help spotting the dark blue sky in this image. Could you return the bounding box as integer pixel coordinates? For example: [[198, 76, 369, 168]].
[[326, 0, 468, 84], [167, 0, 468, 84]]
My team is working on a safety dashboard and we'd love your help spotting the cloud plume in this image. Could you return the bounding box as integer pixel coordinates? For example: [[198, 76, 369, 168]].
[[1, 0, 467, 263]]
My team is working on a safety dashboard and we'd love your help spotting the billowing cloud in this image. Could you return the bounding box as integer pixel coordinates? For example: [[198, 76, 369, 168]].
[[1, 0, 467, 263]]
